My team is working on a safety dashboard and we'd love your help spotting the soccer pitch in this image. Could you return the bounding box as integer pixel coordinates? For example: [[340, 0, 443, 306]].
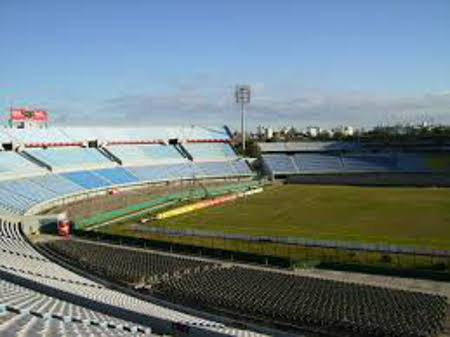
[[150, 184, 450, 249]]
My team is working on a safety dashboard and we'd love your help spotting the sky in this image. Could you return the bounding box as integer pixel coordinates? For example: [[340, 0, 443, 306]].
[[0, 0, 449, 129]]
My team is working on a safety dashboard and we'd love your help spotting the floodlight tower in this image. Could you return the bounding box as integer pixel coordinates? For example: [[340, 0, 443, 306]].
[[235, 84, 251, 153]]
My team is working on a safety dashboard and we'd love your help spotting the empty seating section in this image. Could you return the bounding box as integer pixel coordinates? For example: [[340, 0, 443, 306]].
[[184, 143, 236, 161], [230, 160, 253, 175], [154, 266, 448, 337], [258, 141, 362, 153], [0, 312, 150, 337], [126, 165, 172, 182], [342, 154, 396, 172], [0, 126, 253, 215], [44, 240, 218, 285], [26, 175, 85, 196], [0, 189, 33, 214], [0, 175, 85, 214], [107, 145, 184, 165], [0, 152, 44, 177], [139, 145, 184, 163], [0, 279, 151, 335], [396, 153, 431, 172], [28, 147, 113, 169], [0, 220, 264, 337], [263, 152, 450, 176], [0, 231, 43, 259], [195, 161, 251, 177], [139, 161, 252, 180], [94, 167, 139, 185], [0, 179, 57, 202], [425, 153, 450, 171], [0, 162, 252, 215], [259, 141, 450, 177], [294, 153, 342, 172], [0, 179, 63, 214], [165, 163, 195, 179], [61, 171, 111, 189], [261, 154, 298, 174]]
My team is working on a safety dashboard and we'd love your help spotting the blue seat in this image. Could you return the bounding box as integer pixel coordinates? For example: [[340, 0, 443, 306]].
[[28, 148, 111, 169], [27, 175, 85, 195], [125, 164, 172, 182], [93, 167, 139, 185], [262, 154, 298, 174], [185, 143, 237, 161], [61, 171, 112, 189], [294, 154, 343, 172], [195, 161, 252, 177]]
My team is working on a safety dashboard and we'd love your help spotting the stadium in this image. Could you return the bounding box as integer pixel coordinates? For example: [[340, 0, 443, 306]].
[[0, 105, 449, 337], [2, 1, 450, 336]]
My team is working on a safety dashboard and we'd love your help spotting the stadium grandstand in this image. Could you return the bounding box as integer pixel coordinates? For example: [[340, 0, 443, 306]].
[[3, 2, 450, 336], [0, 125, 270, 337], [259, 141, 450, 179], [0, 126, 253, 215], [0, 125, 449, 337]]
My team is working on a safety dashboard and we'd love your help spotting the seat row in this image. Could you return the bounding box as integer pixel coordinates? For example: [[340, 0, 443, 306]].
[[44, 239, 219, 285], [153, 266, 448, 337], [0, 220, 267, 337], [0, 278, 151, 335], [262, 153, 441, 176], [0, 160, 253, 215]]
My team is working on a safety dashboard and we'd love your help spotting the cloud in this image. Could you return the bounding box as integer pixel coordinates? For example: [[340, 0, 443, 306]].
[[49, 79, 450, 129]]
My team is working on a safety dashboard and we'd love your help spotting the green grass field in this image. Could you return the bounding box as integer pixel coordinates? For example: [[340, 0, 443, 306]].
[[147, 184, 450, 249]]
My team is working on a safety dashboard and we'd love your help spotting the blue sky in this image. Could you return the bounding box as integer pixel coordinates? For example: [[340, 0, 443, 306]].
[[1, 0, 449, 128]]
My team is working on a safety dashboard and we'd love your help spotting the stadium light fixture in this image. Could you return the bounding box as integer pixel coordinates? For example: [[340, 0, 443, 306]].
[[235, 84, 251, 153]]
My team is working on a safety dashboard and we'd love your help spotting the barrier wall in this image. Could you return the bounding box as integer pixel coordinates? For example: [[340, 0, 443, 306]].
[[155, 188, 263, 220], [76, 181, 262, 229], [24, 176, 256, 217]]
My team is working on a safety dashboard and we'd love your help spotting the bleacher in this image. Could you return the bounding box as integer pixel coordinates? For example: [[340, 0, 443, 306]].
[[261, 154, 298, 174], [94, 167, 140, 185], [0, 219, 266, 337], [27, 147, 114, 170], [27, 174, 85, 196], [0, 126, 253, 215], [184, 142, 237, 161], [195, 160, 251, 177], [259, 142, 450, 177], [61, 171, 113, 189], [341, 154, 397, 172], [258, 141, 361, 153], [293, 153, 343, 172], [126, 164, 173, 182], [0, 178, 63, 214], [0, 151, 45, 179], [106, 144, 185, 165]]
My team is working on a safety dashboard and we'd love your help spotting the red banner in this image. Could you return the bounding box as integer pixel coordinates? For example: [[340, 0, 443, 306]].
[[11, 108, 49, 122]]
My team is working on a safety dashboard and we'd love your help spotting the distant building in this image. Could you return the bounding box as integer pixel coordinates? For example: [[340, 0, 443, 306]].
[[333, 125, 354, 137], [256, 125, 264, 136], [320, 129, 333, 137], [306, 126, 321, 137]]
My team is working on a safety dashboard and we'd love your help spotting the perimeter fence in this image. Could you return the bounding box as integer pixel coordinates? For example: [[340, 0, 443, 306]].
[[72, 228, 450, 281], [129, 224, 450, 258]]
